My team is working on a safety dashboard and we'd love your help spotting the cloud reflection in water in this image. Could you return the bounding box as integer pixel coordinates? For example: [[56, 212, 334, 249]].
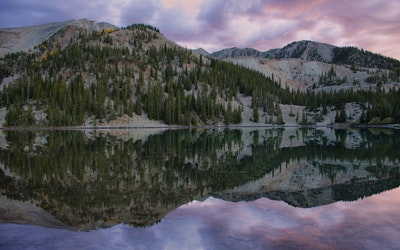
[[1, 187, 400, 249]]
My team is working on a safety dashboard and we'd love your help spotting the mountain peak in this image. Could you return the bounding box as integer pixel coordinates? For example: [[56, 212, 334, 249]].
[[266, 40, 336, 62], [65, 19, 117, 31], [210, 47, 262, 59], [0, 19, 116, 57], [193, 48, 210, 56]]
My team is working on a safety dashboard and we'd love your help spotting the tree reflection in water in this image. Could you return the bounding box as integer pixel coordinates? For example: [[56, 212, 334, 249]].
[[0, 128, 399, 230]]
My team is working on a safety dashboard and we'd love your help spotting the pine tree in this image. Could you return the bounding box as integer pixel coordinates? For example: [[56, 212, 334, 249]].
[[253, 107, 259, 123], [224, 101, 233, 125], [301, 109, 308, 125]]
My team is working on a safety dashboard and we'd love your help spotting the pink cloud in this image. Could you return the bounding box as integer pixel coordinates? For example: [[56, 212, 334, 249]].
[[171, 0, 400, 59], [160, 0, 203, 14], [0, 0, 399, 59]]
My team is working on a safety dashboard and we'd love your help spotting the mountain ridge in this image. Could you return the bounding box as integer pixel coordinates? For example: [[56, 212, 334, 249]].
[[199, 40, 400, 69], [0, 20, 400, 128], [206, 40, 335, 62], [1, 19, 400, 67]]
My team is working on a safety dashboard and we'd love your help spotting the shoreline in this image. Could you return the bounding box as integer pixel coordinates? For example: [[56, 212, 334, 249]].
[[1, 123, 399, 131]]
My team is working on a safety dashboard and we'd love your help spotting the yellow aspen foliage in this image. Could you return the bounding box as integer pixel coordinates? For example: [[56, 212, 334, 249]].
[[103, 28, 116, 34]]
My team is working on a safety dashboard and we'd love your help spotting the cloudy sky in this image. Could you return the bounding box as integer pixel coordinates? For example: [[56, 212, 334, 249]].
[[1, 0, 399, 59]]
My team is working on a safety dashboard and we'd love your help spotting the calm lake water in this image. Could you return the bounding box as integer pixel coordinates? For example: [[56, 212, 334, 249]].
[[0, 128, 399, 249]]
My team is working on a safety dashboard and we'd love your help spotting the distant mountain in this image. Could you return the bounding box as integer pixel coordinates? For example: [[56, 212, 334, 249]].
[[210, 47, 262, 59], [0, 19, 117, 57], [207, 41, 335, 62], [214, 179, 400, 208], [195, 40, 400, 97], [209, 41, 334, 62], [263, 40, 335, 62], [193, 48, 210, 56], [207, 40, 400, 69]]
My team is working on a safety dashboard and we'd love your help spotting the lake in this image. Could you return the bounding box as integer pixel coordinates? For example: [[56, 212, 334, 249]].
[[0, 128, 399, 249]]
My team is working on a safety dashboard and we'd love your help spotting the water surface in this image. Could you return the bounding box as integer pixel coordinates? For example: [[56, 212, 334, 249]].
[[0, 128, 399, 249]]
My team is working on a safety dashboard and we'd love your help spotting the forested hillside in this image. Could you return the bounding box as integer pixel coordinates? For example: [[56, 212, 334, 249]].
[[0, 22, 400, 127], [332, 46, 400, 69]]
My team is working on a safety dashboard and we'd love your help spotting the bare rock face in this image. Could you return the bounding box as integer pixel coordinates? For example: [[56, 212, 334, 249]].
[[0, 19, 117, 57], [263, 40, 336, 62]]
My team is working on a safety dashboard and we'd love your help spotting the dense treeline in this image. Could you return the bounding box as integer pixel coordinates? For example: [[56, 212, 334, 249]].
[[301, 87, 400, 124], [125, 23, 160, 33], [1, 44, 134, 126]]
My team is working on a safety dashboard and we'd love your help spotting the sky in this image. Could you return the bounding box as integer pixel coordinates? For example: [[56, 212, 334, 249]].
[[1, 0, 400, 59]]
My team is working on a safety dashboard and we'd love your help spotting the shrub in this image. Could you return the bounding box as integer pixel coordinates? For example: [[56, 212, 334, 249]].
[[381, 117, 395, 124], [368, 117, 381, 125]]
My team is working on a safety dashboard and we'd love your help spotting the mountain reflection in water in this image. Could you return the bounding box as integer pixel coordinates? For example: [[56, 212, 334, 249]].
[[0, 128, 399, 249]]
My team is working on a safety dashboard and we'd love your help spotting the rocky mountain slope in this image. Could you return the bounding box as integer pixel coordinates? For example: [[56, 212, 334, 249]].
[[0, 20, 284, 127], [1, 20, 400, 127], [0, 19, 117, 57], [226, 57, 376, 91], [202, 40, 400, 91]]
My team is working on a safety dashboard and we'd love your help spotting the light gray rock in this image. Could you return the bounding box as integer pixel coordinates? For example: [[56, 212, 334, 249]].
[[0, 19, 117, 57]]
